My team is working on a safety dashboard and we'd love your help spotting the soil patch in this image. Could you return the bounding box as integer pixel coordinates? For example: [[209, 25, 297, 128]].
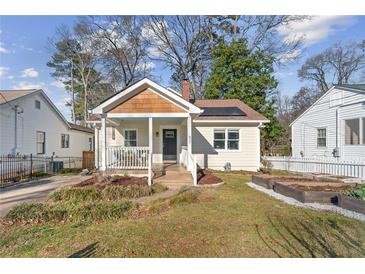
[[276, 180, 358, 192], [74, 175, 147, 189], [198, 170, 223, 185]]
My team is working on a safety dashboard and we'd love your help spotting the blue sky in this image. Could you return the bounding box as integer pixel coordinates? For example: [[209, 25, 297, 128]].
[[1, 15, 364, 120]]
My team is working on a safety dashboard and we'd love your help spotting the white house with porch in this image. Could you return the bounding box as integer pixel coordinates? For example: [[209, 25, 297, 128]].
[[89, 78, 269, 186]]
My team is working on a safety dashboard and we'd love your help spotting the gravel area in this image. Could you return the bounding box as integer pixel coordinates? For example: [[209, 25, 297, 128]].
[[247, 182, 365, 222]]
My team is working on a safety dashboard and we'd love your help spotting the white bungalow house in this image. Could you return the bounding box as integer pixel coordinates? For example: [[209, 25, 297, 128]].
[[0, 89, 94, 157], [291, 84, 365, 161], [89, 78, 269, 186]]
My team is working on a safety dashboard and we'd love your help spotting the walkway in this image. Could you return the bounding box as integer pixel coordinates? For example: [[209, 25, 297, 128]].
[[0, 175, 90, 216]]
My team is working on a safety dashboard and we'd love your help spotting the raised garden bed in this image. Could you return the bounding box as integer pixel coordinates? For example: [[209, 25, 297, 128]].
[[337, 194, 365, 215], [252, 175, 358, 205]]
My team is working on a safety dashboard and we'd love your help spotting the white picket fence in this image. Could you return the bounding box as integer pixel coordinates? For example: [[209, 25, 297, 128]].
[[264, 156, 365, 180]]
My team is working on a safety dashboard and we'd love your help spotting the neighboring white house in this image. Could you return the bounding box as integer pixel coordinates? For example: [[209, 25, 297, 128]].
[[291, 84, 365, 161], [88, 78, 269, 185], [0, 89, 94, 157]]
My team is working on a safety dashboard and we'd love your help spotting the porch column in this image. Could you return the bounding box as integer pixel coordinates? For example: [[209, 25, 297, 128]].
[[100, 116, 106, 171], [148, 117, 153, 186], [187, 115, 192, 170], [94, 126, 99, 169]]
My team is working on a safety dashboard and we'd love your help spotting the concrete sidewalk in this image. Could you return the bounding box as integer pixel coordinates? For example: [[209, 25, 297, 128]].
[[0, 175, 89, 217]]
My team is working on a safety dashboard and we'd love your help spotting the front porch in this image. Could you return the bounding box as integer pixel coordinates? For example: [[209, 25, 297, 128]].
[[94, 115, 197, 186]]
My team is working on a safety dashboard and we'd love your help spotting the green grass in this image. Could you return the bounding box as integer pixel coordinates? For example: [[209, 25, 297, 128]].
[[0, 173, 364, 258], [344, 184, 365, 201]]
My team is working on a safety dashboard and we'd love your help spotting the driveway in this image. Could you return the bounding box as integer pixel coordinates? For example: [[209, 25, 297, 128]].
[[0, 175, 90, 217]]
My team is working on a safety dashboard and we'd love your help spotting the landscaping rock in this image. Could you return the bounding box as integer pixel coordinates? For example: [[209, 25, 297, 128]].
[[80, 169, 90, 176]]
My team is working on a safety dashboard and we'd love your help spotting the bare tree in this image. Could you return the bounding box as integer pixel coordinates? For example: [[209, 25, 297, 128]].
[[298, 41, 365, 93], [145, 16, 212, 99], [76, 16, 151, 89], [211, 16, 306, 62]]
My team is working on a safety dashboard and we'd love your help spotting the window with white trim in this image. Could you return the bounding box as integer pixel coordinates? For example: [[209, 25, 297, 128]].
[[213, 129, 239, 150], [317, 128, 326, 147], [61, 134, 70, 148], [124, 129, 137, 147], [36, 131, 45, 154], [213, 130, 225, 149], [227, 130, 239, 150], [345, 119, 360, 145]]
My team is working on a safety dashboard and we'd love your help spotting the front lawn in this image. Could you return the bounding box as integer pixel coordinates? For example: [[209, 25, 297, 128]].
[[0, 173, 364, 257]]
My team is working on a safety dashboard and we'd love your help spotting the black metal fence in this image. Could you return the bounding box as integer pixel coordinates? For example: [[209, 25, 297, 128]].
[[0, 154, 83, 188]]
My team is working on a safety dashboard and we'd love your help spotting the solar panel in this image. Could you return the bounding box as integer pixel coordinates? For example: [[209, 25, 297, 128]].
[[200, 107, 246, 116]]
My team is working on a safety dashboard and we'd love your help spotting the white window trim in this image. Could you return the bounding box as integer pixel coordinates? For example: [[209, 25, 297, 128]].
[[61, 133, 70, 148], [36, 131, 46, 155], [213, 128, 241, 152], [343, 117, 365, 146], [123, 128, 138, 147], [35, 99, 41, 109], [316, 127, 327, 148]]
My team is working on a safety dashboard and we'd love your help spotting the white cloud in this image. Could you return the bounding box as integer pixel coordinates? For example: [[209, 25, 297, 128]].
[[21, 67, 39, 78], [274, 70, 295, 79], [0, 42, 9, 53], [7, 75, 14, 80], [50, 80, 65, 89], [277, 49, 302, 63], [277, 16, 357, 46], [12, 81, 44, 90], [0, 66, 9, 77]]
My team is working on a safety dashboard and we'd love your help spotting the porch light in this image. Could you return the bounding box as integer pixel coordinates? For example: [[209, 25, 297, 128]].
[[156, 131, 159, 137]]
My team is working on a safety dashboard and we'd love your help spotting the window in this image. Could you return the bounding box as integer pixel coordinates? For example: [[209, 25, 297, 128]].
[[124, 130, 137, 147], [61, 134, 70, 148], [213, 130, 226, 149], [165, 130, 175, 138], [317, 128, 326, 147], [345, 119, 360, 145], [89, 137, 93, 151], [35, 100, 41, 109], [36, 131, 45, 154], [227, 130, 239, 150], [111, 127, 115, 140], [214, 129, 240, 150]]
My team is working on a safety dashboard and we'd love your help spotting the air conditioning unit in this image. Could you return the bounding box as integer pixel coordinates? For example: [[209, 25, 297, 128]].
[[332, 147, 340, 157]]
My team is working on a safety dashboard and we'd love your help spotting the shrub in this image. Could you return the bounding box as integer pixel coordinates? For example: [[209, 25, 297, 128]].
[[58, 168, 82, 174], [49, 187, 101, 204], [152, 183, 167, 194], [344, 184, 365, 201], [5, 203, 67, 223], [5, 200, 132, 223], [102, 184, 149, 200], [169, 187, 200, 206], [260, 157, 273, 174]]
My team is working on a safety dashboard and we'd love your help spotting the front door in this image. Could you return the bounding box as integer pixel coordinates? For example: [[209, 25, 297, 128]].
[[163, 129, 177, 161]]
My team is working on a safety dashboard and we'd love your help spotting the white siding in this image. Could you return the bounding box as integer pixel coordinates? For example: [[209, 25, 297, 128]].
[[0, 93, 93, 157], [291, 87, 365, 160], [192, 122, 260, 171]]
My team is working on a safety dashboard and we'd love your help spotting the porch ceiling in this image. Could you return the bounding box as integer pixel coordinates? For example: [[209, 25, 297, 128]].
[[108, 117, 186, 124]]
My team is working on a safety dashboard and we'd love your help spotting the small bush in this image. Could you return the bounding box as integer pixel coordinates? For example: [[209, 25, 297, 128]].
[[169, 187, 200, 206], [5, 200, 132, 223], [33, 171, 50, 177], [152, 183, 167, 194], [102, 184, 149, 200], [5, 203, 67, 223], [49, 187, 101, 204], [260, 158, 273, 174], [344, 184, 365, 201], [58, 168, 82, 174]]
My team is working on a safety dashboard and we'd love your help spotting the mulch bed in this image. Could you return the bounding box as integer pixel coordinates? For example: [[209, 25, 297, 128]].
[[74, 175, 148, 189], [198, 170, 223, 185]]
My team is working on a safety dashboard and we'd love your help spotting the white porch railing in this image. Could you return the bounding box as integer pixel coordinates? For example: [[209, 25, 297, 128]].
[[106, 146, 149, 169], [264, 156, 365, 179], [180, 146, 197, 185]]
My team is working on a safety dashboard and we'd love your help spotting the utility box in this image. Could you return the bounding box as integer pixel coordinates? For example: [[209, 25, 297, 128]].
[[52, 161, 64, 172]]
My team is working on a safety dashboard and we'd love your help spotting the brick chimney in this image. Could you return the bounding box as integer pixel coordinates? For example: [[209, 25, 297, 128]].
[[182, 79, 190, 102]]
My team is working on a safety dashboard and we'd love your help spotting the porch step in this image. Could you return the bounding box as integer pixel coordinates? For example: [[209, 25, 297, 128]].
[[154, 173, 193, 188]]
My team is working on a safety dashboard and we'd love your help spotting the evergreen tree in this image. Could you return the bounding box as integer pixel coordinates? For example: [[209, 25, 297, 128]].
[[205, 39, 284, 154]]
